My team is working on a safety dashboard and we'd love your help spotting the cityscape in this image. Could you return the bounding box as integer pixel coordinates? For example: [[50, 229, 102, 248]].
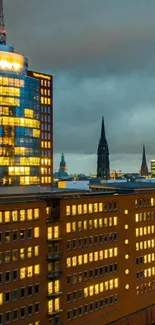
[[0, 1, 155, 325]]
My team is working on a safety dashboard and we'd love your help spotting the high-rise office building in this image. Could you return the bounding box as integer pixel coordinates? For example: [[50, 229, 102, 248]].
[[0, 1, 53, 186], [0, 186, 155, 324], [97, 117, 110, 179], [28, 70, 53, 186]]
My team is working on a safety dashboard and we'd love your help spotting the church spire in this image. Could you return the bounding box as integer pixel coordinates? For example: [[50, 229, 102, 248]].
[[97, 116, 110, 179], [0, 0, 6, 45], [140, 144, 148, 176], [59, 152, 67, 173]]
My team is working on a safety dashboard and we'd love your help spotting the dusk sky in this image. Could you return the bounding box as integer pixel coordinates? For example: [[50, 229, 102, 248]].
[[4, 0, 155, 174]]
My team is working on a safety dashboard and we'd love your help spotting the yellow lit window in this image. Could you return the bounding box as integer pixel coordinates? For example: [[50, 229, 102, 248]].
[[144, 255, 147, 264], [34, 246, 39, 257], [152, 225, 154, 233], [83, 220, 87, 230], [94, 251, 98, 261], [89, 286, 94, 296], [78, 221, 82, 231], [72, 222, 76, 232], [109, 217, 113, 226], [124, 210, 128, 215], [104, 250, 108, 259], [99, 250, 103, 260], [144, 269, 147, 278], [140, 227, 143, 236], [84, 254, 88, 264], [89, 219, 93, 229], [72, 205, 76, 216], [78, 205, 82, 214], [136, 242, 139, 251], [20, 248, 25, 260], [104, 218, 108, 227], [88, 204, 93, 213], [20, 210, 25, 221], [109, 279, 113, 290], [48, 300, 53, 313], [152, 267, 155, 275], [83, 204, 87, 214], [78, 255, 82, 265], [152, 253, 155, 261], [144, 241, 147, 249], [144, 227, 147, 235], [20, 267, 26, 279], [94, 219, 98, 229], [12, 210, 18, 222], [34, 208, 39, 219], [148, 226, 150, 235], [151, 198, 154, 206], [66, 223, 71, 233], [54, 226, 59, 239], [125, 269, 129, 275], [99, 202, 103, 212], [109, 248, 113, 258], [100, 283, 104, 292], [4, 211, 10, 223], [135, 214, 139, 222], [140, 242, 143, 250], [67, 258, 71, 268], [114, 216, 118, 226], [99, 218, 103, 228], [89, 252, 93, 262], [125, 224, 128, 230], [114, 278, 118, 288], [0, 293, 3, 305], [47, 227, 52, 239], [125, 254, 129, 259], [0, 212, 2, 223], [95, 284, 99, 294], [84, 287, 88, 297], [27, 209, 33, 220], [27, 247, 32, 258], [55, 298, 59, 311], [125, 239, 129, 245], [27, 266, 33, 278], [34, 227, 39, 238], [125, 284, 129, 290], [105, 281, 108, 291], [135, 228, 139, 237], [148, 268, 151, 277], [34, 264, 40, 275], [66, 206, 70, 216], [148, 240, 151, 248], [48, 282, 53, 294], [94, 203, 98, 212], [54, 280, 59, 293], [72, 256, 77, 266]]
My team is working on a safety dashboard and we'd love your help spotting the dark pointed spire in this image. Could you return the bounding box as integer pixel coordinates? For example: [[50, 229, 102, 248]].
[[59, 152, 66, 172], [97, 117, 110, 179], [0, 0, 6, 45], [140, 143, 148, 176]]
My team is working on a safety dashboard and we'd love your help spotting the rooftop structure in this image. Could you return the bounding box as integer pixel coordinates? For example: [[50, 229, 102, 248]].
[[140, 144, 149, 176], [97, 117, 110, 180]]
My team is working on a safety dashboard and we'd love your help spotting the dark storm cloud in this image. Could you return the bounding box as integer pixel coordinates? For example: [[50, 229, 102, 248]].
[[4, 0, 155, 158]]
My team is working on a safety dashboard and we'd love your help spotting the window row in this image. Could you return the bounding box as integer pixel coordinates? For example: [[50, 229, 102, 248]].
[[0, 265, 40, 283], [48, 298, 60, 314], [0, 227, 39, 243], [0, 284, 39, 305], [0, 208, 39, 223], [48, 280, 60, 295], [66, 201, 117, 216], [135, 211, 155, 223], [41, 106, 51, 114], [136, 253, 155, 265], [0, 303, 40, 324], [67, 294, 118, 321], [136, 266, 155, 280], [67, 263, 118, 286], [67, 248, 118, 268], [135, 198, 154, 208], [0, 77, 24, 87], [41, 79, 51, 87], [136, 280, 155, 295], [136, 239, 155, 251], [47, 226, 59, 240], [0, 246, 39, 264], [135, 225, 154, 237], [66, 217, 118, 234], [84, 278, 119, 297], [41, 88, 51, 96], [66, 232, 118, 251]]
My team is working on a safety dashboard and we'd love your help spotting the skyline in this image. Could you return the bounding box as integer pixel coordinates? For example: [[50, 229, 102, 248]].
[[4, 0, 155, 173]]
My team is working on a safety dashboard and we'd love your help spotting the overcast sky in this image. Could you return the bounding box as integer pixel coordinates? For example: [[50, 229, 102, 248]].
[[4, 0, 155, 174]]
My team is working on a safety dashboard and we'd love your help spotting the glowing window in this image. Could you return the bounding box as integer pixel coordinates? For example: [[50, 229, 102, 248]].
[[0, 293, 3, 305], [152, 239, 155, 248], [12, 210, 18, 222], [140, 228, 143, 236], [114, 216, 118, 225], [144, 227, 147, 235], [83, 204, 87, 214], [20, 248, 25, 260], [83, 220, 87, 230], [125, 224, 128, 230], [84, 254, 88, 264], [48, 282, 53, 294], [20, 267, 26, 279], [48, 300, 53, 313], [34, 264, 40, 275], [89, 219, 93, 229], [84, 288, 88, 297], [135, 228, 139, 237], [89, 252, 93, 262], [78, 205, 82, 214], [104, 218, 108, 227], [34, 246, 39, 257], [20, 210, 25, 221], [94, 203, 98, 213], [34, 227, 39, 238], [109, 248, 113, 258], [67, 258, 71, 268], [88, 204, 93, 213], [99, 202, 103, 212], [78, 221, 82, 231], [55, 298, 59, 310], [99, 250, 103, 260], [72, 205, 76, 216], [148, 268, 151, 277], [144, 255, 147, 264], [72, 222, 76, 232], [105, 281, 108, 291], [125, 269, 129, 275], [27, 209, 33, 220], [34, 208, 39, 219], [136, 242, 139, 251], [94, 251, 98, 261], [66, 223, 71, 233], [94, 219, 98, 229], [104, 250, 108, 259], [125, 254, 129, 259], [109, 280, 113, 290], [152, 225, 154, 233], [54, 280, 59, 293], [125, 239, 129, 244], [54, 226, 59, 238], [4, 211, 10, 223], [135, 214, 139, 222], [95, 284, 99, 295], [114, 278, 118, 288], [100, 283, 104, 292], [140, 242, 143, 250], [109, 217, 113, 226], [47, 227, 52, 239], [99, 218, 103, 228], [124, 210, 128, 215], [125, 284, 129, 290], [72, 256, 77, 266], [0, 212, 2, 223], [148, 226, 151, 234], [27, 247, 32, 258], [89, 286, 94, 296], [66, 206, 71, 216], [114, 247, 118, 256], [27, 266, 33, 278], [78, 255, 82, 265]]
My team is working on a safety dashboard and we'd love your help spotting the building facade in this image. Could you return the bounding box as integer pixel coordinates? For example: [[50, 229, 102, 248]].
[[27, 71, 53, 186], [97, 117, 110, 180], [0, 188, 155, 324]]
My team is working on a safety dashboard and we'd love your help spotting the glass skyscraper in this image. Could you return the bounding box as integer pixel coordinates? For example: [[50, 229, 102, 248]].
[[0, 44, 40, 185]]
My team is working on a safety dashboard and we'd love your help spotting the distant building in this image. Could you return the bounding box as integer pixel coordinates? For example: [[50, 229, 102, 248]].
[[59, 152, 66, 173], [97, 116, 110, 179], [151, 160, 155, 178], [53, 153, 69, 180], [140, 144, 148, 176]]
